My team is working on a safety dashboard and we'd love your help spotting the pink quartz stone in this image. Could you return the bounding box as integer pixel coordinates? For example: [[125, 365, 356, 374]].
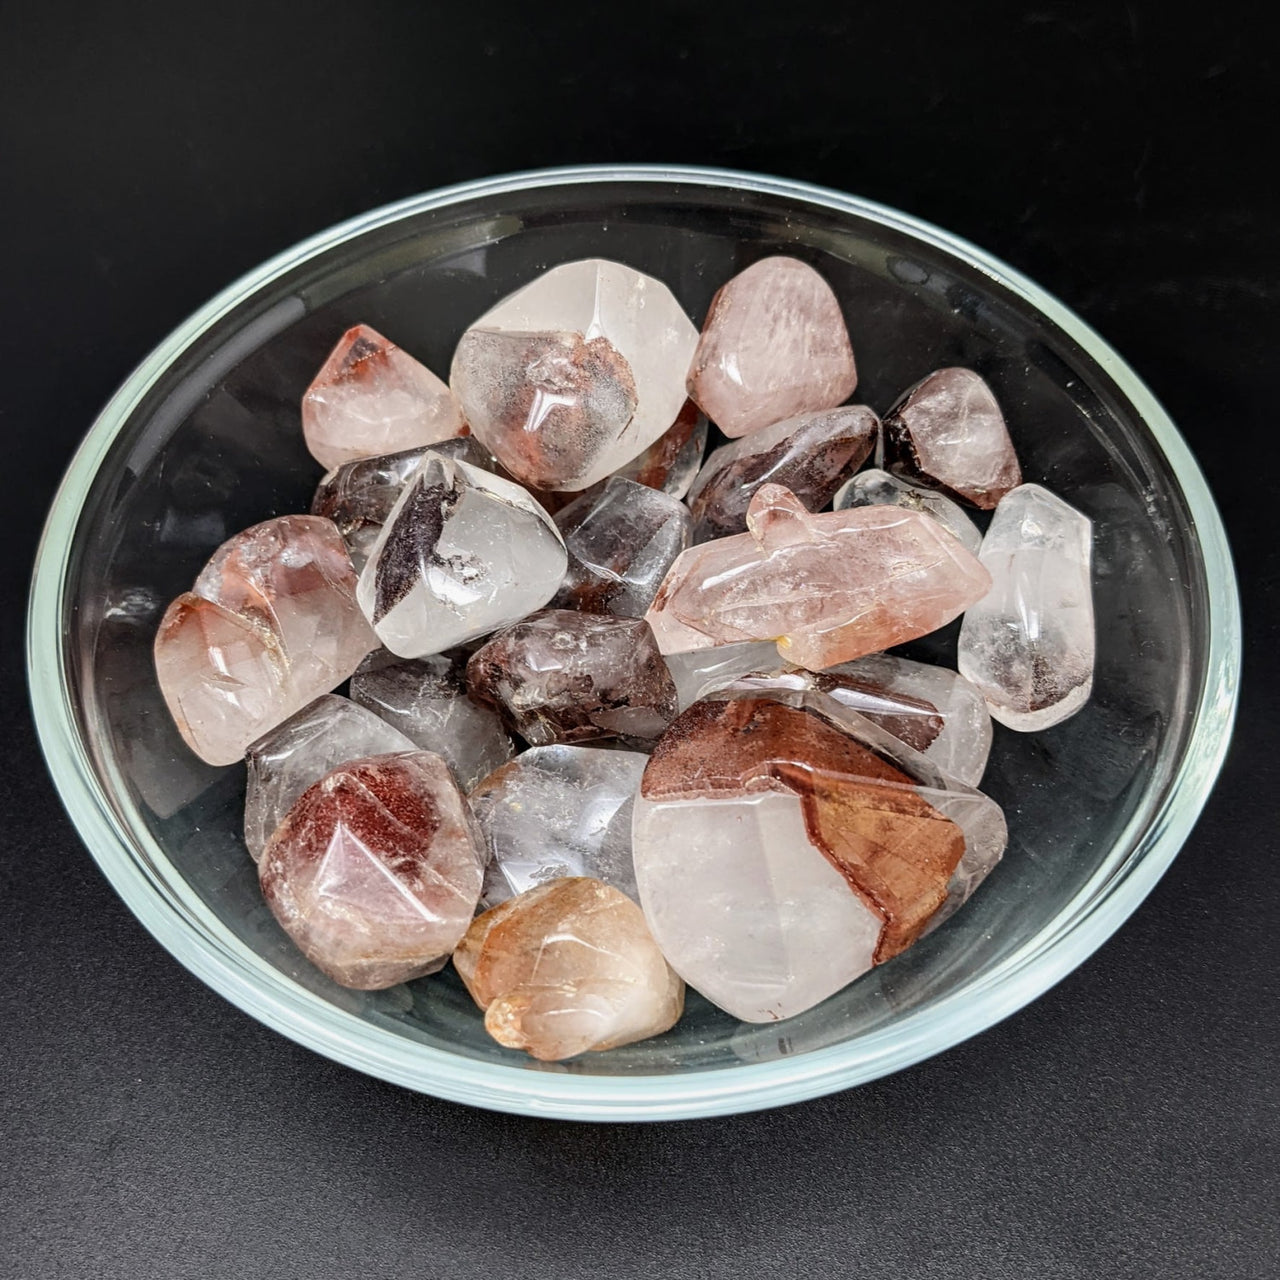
[[686, 256, 857, 438], [155, 515, 377, 765], [645, 485, 991, 670], [881, 367, 1022, 509], [260, 751, 484, 989], [302, 324, 465, 471]]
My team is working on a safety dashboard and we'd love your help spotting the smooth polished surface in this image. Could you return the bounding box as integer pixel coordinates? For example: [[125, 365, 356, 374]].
[[5, 4, 1273, 1277]]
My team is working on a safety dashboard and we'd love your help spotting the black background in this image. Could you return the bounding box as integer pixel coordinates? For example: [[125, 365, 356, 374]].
[[3, 2, 1277, 1276]]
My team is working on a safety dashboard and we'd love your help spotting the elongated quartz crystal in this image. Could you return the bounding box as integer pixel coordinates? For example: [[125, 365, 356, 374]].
[[686, 256, 857, 438], [958, 483, 1095, 730], [454, 877, 684, 1060], [631, 690, 1006, 1021], [261, 751, 484, 989], [687, 405, 878, 542], [450, 260, 699, 491], [155, 516, 376, 765], [302, 324, 464, 471], [355, 453, 567, 658], [645, 485, 990, 670]]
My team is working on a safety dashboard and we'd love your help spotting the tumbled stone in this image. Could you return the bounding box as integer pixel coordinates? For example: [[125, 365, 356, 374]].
[[311, 436, 496, 566], [687, 405, 878, 541], [349, 649, 514, 791], [645, 485, 990, 670], [355, 453, 567, 658], [834, 467, 982, 555], [958, 483, 1095, 730], [302, 324, 465, 471], [718, 654, 993, 787], [610, 399, 708, 499], [260, 751, 484, 989], [244, 694, 417, 860], [467, 611, 678, 745], [551, 477, 693, 617], [450, 259, 699, 491], [632, 692, 1005, 1021], [882, 367, 1021, 509], [471, 745, 647, 908], [686, 256, 857, 438], [453, 877, 684, 1060], [663, 640, 786, 711], [155, 516, 377, 765]]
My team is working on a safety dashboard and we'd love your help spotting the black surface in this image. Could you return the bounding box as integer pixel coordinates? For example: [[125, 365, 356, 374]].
[[2, 3, 1276, 1276]]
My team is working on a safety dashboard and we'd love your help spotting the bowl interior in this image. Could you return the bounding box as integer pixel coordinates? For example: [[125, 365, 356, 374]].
[[52, 174, 1211, 1090]]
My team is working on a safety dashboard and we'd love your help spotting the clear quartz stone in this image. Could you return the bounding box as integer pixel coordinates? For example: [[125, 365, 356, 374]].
[[958, 483, 1095, 730], [610, 399, 708, 499], [686, 256, 858, 438], [349, 649, 514, 792], [834, 468, 983, 555], [450, 259, 699, 491], [453, 877, 684, 1061], [645, 485, 991, 670], [663, 641, 786, 711], [243, 694, 417, 861], [302, 324, 464, 471], [470, 745, 647, 908], [355, 453, 567, 658], [551, 476, 693, 618]]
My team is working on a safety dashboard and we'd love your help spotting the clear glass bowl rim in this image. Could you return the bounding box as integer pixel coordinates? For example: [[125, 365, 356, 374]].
[[27, 164, 1242, 1121]]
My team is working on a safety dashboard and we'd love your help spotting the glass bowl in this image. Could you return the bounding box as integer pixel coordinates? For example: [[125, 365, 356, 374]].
[[28, 166, 1240, 1120]]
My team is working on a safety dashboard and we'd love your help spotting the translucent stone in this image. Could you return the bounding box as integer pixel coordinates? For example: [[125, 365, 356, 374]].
[[470, 745, 647, 908], [244, 694, 417, 861], [664, 640, 786, 711], [882, 367, 1021, 509], [466, 610, 678, 745], [632, 692, 1005, 1021], [834, 467, 982, 555], [260, 751, 484, 989], [302, 324, 464, 471], [155, 516, 377, 765], [349, 650, 514, 791], [610, 399, 708, 499], [355, 453, 567, 659], [958, 483, 1095, 730], [686, 256, 857, 438], [719, 653, 994, 787], [687, 405, 878, 542], [450, 260, 699, 491], [645, 485, 991, 670], [551, 477, 692, 617], [453, 877, 684, 1060], [311, 436, 496, 568]]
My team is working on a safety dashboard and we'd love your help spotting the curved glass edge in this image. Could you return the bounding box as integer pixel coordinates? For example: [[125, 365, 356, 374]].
[[27, 165, 1242, 1121]]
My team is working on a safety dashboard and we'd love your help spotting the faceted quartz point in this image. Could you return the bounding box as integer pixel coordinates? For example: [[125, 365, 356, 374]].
[[686, 256, 858, 438], [260, 751, 484, 989], [355, 452, 567, 658], [610, 399, 708, 499], [664, 640, 791, 711], [470, 745, 647, 908], [958, 483, 1095, 730], [349, 649, 514, 792], [632, 692, 1006, 1021], [720, 655, 994, 788], [311, 436, 495, 567], [155, 515, 377, 765], [551, 477, 693, 618], [645, 484, 991, 670], [882, 368, 1021, 509], [244, 694, 417, 860], [450, 260, 699, 491], [687, 405, 878, 542], [834, 467, 982, 555], [302, 324, 465, 471], [467, 610, 679, 745], [453, 877, 684, 1060]]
